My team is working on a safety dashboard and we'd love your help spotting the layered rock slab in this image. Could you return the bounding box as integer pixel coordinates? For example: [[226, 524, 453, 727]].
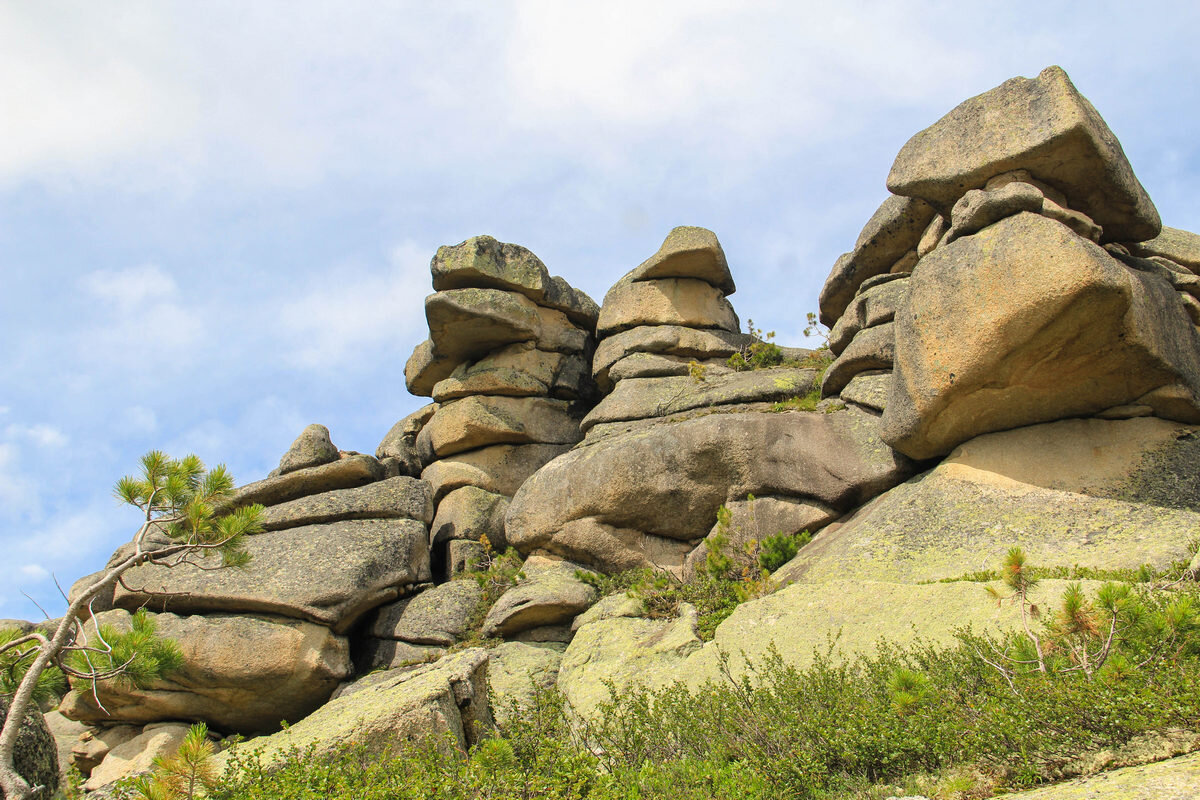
[[60, 610, 350, 732]]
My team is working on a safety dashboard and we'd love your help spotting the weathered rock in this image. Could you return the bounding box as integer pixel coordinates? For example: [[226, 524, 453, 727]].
[[818, 195, 937, 326], [420, 396, 581, 458], [83, 723, 191, 791], [354, 640, 445, 673], [506, 406, 916, 572], [838, 371, 892, 412], [593, 325, 752, 390], [682, 495, 839, 580], [212, 650, 492, 768], [113, 518, 430, 632], [448, 540, 489, 575], [426, 289, 587, 363], [606, 352, 732, 384], [366, 580, 483, 646], [430, 486, 509, 550], [887, 65, 1160, 243], [1041, 196, 1103, 242], [944, 181, 1044, 243], [67, 571, 114, 616], [229, 454, 385, 510], [376, 403, 437, 474], [430, 236, 598, 328], [405, 339, 460, 398], [0, 618, 34, 633], [829, 277, 909, 355], [778, 417, 1200, 586], [486, 642, 565, 726], [432, 344, 591, 402], [1128, 226, 1200, 273], [821, 323, 895, 397], [271, 424, 339, 477], [627, 226, 735, 294], [1003, 749, 1200, 799], [0, 696, 58, 798], [421, 443, 572, 503], [42, 711, 86, 780], [260, 476, 433, 530], [69, 724, 140, 776], [597, 278, 739, 336], [481, 557, 598, 638], [882, 213, 1200, 459], [581, 367, 818, 432], [60, 610, 351, 732]]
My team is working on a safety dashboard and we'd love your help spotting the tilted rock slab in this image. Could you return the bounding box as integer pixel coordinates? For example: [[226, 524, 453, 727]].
[[1129, 226, 1200, 273], [505, 406, 916, 573], [626, 226, 736, 295], [432, 344, 590, 402], [481, 556, 599, 639], [113, 518, 430, 632], [60, 610, 350, 733], [882, 213, 1200, 459], [270, 423, 339, 477], [421, 443, 572, 503], [592, 324, 751, 391], [887, 65, 1160, 243], [227, 454, 385, 509], [366, 579, 483, 647], [259, 476, 433, 531], [430, 485, 510, 550], [426, 288, 588, 364]]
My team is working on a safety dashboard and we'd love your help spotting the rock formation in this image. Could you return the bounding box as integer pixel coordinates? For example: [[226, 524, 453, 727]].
[[36, 66, 1200, 794]]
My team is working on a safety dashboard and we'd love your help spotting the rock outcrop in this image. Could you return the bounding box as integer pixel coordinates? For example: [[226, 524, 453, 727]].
[[0, 696, 58, 799]]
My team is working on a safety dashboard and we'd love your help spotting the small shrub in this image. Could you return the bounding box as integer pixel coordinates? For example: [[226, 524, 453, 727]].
[[757, 530, 811, 573]]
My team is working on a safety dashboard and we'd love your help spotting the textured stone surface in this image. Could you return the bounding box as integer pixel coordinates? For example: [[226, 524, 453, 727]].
[[83, 723, 190, 791], [366, 580, 483, 646], [1003, 750, 1200, 799], [430, 486, 510, 550], [229, 454, 385, 510], [593, 325, 751, 390], [887, 65, 1160, 242], [426, 288, 587, 365], [42, 711, 86, 780], [420, 395, 581, 457], [405, 339, 461, 398], [883, 213, 1200, 459], [113, 518, 430, 631], [354, 639, 445, 673], [506, 407, 916, 572], [260, 476, 433, 530], [481, 557, 598, 638], [487, 642, 565, 726], [945, 180, 1045, 243], [582, 367, 817, 431], [271, 424, 340, 477], [606, 352, 732, 384], [421, 443, 572, 503], [1129, 226, 1200, 273], [682, 495, 839, 579], [376, 403, 437, 474], [0, 695, 58, 798], [70, 724, 140, 776], [432, 345, 590, 402], [212, 650, 492, 767], [597, 278, 739, 336], [818, 194, 936, 326], [829, 277, 909, 356], [60, 610, 351, 732], [839, 371, 892, 412], [626, 226, 735, 294], [778, 418, 1200, 586], [821, 323, 895, 397]]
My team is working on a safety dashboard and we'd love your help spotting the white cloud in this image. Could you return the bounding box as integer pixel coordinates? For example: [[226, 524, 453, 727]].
[[19, 564, 48, 580], [5, 424, 69, 448], [120, 406, 159, 436]]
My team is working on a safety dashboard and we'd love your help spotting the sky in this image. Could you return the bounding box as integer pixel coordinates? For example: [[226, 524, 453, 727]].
[[2, 1, 1198, 620]]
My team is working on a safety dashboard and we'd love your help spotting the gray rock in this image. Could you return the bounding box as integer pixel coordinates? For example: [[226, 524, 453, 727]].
[[486, 642, 565, 726], [430, 236, 598, 329], [112, 518, 431, 632], [229, 454, 385, 510], [82, 723, 190, 792], [829, 277, 909, 356], [69, 723, 140, 776], [597, 278, 739, 336], [593, 325, 752, 391], [945, 181, 1045, 243], [506, 406, 916, 573], [354, 639, 446, 673], [430, 486, 510, 550], [376, 403, 437, 474], [59, 610, 351, 733], [0, 695, 59, 799], [421, 443, 573, 503], [839, 371, 893, 412], [366, 580, 483, 646], [271, 424, 339, 477], [606, 352, 732, 384], [821, 323, 896, 397], [419, 395, 582, 458], [581, 367, 818, 432], [40, 711, 86, 782], [67, 571, 115, 616], [887, 65, 1160, 243], [481, 557, 598, 638], [426, 289, 588, 364], [626, 226, 735, 294], [818, 195, 937, 326], [260, 476, 433, 531], [448, 540, 489, 575], [683, 495, 839, 580]]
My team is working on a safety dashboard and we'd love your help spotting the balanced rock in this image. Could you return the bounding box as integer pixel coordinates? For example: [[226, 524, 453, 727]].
[[432, 344, 590, 402], [944, 180, 1045, 243], [626, 226, 735, 294], [887, 65, 1160, 242], [821, 323, 895, 397], [481, 556, 598, 638], [376, 403, 437, 476], [228, 454, 385, 510], [597, 278, 739, 336], [418, 395, 581, 458], [270, 423, 339, 477], [882, 213, 1200, 459], [112, 518, 431, 632], [60, 610, 351, 732], [1129, 226, 1200, 273], [593, 325, 751, 391]]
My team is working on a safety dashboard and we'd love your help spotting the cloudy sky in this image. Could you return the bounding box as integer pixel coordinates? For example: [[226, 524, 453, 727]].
[[2, 1, 1197, 619]]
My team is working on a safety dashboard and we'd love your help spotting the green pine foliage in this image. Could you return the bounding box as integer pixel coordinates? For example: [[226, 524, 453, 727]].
[[0, 629, 66, 705]]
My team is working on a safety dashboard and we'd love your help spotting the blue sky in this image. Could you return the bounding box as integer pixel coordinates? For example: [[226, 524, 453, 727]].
[[2, 1, 1198, 619]]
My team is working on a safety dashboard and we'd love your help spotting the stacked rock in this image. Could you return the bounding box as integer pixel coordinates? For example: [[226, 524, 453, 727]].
[[816, 66, 1200, 460], [58, 424, 434, 787], [399, 237, 598, 579]]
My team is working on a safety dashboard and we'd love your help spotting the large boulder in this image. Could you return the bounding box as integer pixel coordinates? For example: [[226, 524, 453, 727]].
[[626, 226, 735, 294], [259, 476, 433, 531], [887, 65, 1160, 243], [426, 289, 587, 363], [0, 696, 58, 799], [212, 649, 492, 768], [421, 443, 572, 503], [506, 406, 916, 572], [1129, 226, 1200, 273], [59, 610, 351, 732], [270, 424, 339, 477], [597, 278, 739, 336], [112, 518, 430, 632], [882, 213, 1200, 459], [82, 723, 191, 792], [481, 556, 598, 638], [365, 580, 483, 647], [418, 395, 581, 458], [227, 454, 385, 510], [486, 642, 565, 726]]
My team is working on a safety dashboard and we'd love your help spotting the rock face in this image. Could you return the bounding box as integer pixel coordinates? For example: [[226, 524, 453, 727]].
[[270, 423, 339, 477], [0, 696, 58, 799]]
